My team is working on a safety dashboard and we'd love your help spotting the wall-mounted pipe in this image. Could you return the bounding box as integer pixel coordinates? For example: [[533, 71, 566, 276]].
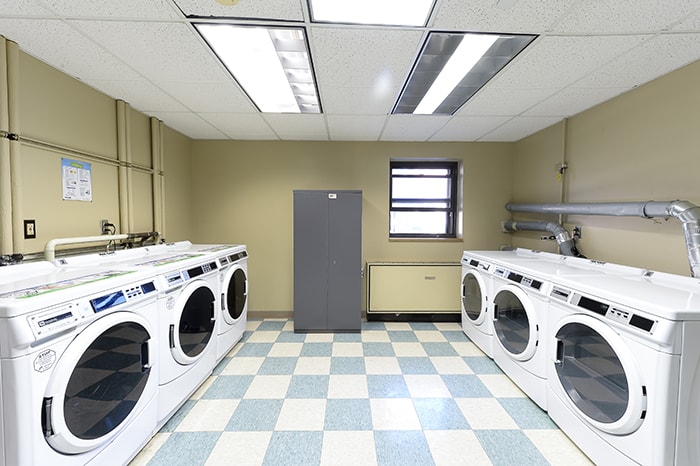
[[44, 234, 128, 261], [505, 200, 700, 277], [7, 40, 23, 254], [502, 220, 585, 257], [0, 37, 12, 255]]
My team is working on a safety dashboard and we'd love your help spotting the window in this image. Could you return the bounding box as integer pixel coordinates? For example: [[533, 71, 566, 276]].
[[389, 160, 460, 238]]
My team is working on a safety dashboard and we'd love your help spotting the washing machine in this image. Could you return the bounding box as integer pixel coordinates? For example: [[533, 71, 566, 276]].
[[212, 245, 248, 362], [547, 271, 700, 465], [461, 252, 497, 358], [0, 266, 160, 466]]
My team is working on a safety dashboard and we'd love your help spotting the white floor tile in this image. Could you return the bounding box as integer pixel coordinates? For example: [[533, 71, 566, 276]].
[[433, 322, 462, 331], [361, 331, 390, 342], [383, 322, 412, 331], [404, 374, 451, 398], [205, 432, 272, 466], [246, 331, 280, 343], [391, 342, 427, 357], [268, 342, 303, 357], [220, 357, 265, 375], [275, 399, 327, 430], [305, 333, 335, 343], [176, 399, 239, 432], [450, 341, 487, 356], [364, 357, 402, 375], [294, 357, 331, 375], [332, 342, 364, 357], [328, 375, 369, 398], [429, 356, 474, 374], [321, 431, 377, 466], [424, 430, 492, 465], [243, 375, 292, 399], [478, 374, 527, 398], [525, 430, 594, 466], [414, 330, 447, 342], [455, 398, 519, 429], [370, 399, 421, 430]]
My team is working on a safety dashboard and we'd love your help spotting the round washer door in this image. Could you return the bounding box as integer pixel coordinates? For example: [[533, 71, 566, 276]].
[[462, 269, 487, 325], [170, 279, 216, 364], [552, 314, 647, 435], [492, 284, 539, 361], [43, 311, 155, 454], [222, 263, 247, 325]]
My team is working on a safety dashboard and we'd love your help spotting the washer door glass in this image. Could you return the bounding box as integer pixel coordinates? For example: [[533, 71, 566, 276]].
[[493, 287, 533, 357], [462, 272, 485, 323], [178, 283, 215, 358], [225, 267, 247, 322], [555, 322, 628, 423]]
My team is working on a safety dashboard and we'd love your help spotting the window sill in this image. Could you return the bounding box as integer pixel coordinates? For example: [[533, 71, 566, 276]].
[[389, 237, 463, 242]]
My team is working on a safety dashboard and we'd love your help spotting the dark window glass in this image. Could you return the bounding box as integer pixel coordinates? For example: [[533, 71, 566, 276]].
[[389, 160, 459, 238]]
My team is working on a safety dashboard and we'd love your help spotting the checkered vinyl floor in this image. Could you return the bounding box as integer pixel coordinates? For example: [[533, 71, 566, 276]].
[[129, 319, 592, 466]]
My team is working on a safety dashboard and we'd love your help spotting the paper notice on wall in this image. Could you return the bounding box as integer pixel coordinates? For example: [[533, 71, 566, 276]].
[[62, 158, 92, 202]]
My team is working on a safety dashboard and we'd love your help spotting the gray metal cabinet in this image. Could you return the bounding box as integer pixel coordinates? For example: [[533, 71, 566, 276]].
[[293, 190, 362, 332]]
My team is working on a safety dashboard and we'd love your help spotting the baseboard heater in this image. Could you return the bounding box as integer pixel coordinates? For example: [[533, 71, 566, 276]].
[[366, 262, 461, 321]]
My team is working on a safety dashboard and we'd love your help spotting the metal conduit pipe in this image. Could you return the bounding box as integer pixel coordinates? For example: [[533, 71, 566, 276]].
[[502, 220, 585, 258], [505, 200, 700, 277], [44, 234, 129, 261], [0, 37, 12, 255]]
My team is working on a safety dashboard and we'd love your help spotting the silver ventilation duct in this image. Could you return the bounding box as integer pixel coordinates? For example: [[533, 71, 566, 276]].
[[505, 200, 700, 277], [502, 220, 585, 257]]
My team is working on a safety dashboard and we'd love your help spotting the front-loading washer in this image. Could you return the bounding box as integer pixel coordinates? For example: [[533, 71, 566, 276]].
[[461, 252, 496, 358], [0, 267, 160, 466], [547, 272, 700, 465]]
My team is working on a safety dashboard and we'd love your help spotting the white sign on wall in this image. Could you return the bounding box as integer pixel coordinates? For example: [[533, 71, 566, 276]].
[[62, 158, 92, 202]]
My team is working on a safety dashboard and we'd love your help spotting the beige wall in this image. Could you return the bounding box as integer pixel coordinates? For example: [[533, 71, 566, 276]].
[[512, 60, 700, 275], [5, 44, 191, 255], [190, 141, 514, 312]]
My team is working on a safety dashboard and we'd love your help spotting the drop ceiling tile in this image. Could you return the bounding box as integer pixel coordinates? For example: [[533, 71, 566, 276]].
[[71, 20, 229, 82], [575, 33, 700, 89], [173, 0, 304, 21], [0, 18, 143, 81], [198, 112, 279, 140], [429, 116, 512, 141], [40, 0, 180, 19], [310, 27, 423, 88], [155, 81, 256, 113], [263, 114, 328, 140], [320, 85, 400, 115], [432, 0, 579, 33], [456, 87, 558, 116], [326, 115, 387, 141], [672, 8, 700, 30], [0, 0, 50, 15], [491, 35, 651, 89], [380, 115, 450, 141], [152, 112, 227, 139], [85, 79, 189, 112], [479, 116, 561, 141], [551, 0, 700, 34], [524, 87, 629, 117]]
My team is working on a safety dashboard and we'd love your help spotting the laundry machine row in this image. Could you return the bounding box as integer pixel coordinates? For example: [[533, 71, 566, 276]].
[[0, 262, 161, 466]]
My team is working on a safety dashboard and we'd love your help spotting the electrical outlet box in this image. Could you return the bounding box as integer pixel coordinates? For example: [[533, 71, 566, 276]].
[[24, 219, 36, 239], [100, 219, 109, 234]]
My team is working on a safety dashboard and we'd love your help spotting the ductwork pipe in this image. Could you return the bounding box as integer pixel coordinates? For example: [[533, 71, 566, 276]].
[[505, 200, 700, 277], [502, 220, 585, 258]]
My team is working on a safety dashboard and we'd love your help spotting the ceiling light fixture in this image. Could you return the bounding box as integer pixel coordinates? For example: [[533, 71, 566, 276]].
[[215, 0, 240, 6], [196, 24, 321, 114], [393, 32, 537, 115], [308, 0, 435, 27]]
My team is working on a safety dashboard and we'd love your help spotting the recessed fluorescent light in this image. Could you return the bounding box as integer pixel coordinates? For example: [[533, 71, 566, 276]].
[[309, 0, 435, 27], [393, 32, 537, 115], [196, 24, 320, 114]]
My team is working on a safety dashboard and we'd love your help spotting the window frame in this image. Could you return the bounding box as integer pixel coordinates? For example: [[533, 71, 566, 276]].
[[389, 159, 460, 239]]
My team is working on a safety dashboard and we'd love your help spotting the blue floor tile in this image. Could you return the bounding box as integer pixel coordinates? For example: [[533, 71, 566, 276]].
[[300, 342, 333, 357], [441, 330, 469, 342], [367, 374, 410, 398], [225, 399, 284, 431], [276, 331, 307, 342], [363, 342, 395, 357], [413, 398, 470, 430], [475, 430, 549, 466], [330, 357, 366, 374], [286, 375, 329, 398], [263, 431, 323, 466], [202, 375, 254, 399], [421, 342, 458, 357], [374, 431, 435, 466], [256, 320, 287, 331], [147, 431, 220, 466], [362, 321, 387, 330], [258, 357, 298, 375], [499, 398, 557, 429], [441, 374, 493, 398], [397, 357, 437, 374], [464, 356, 504, 374], [324, 398, 373, 430], [213, 357, 232, 375], [236, 343, 274, 357], [408, 322, 438, 331], [333, 332, 362, 342], [388, 331, 418, 342]]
